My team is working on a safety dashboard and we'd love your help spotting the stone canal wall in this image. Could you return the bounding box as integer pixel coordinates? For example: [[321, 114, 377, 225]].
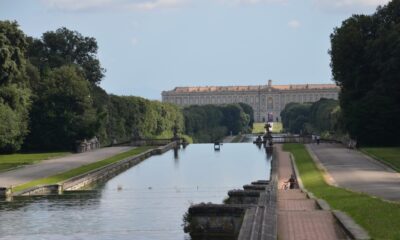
[[11, 142, 178, 197], [184, 147, 278, 240]]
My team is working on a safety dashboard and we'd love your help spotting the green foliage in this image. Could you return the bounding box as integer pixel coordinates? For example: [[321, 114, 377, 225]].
[[24, 65, 98, 150], [330, 0, 400, 146], [0, 21, 31, 152], [104, 95, 184, 144], [183, 103, 253, 143], [284, 143, 400, 239], [27, 27, 105, 84], [280, 99, 340, 135], [0, 23, 191, 152], [280, 102, 311, 134]]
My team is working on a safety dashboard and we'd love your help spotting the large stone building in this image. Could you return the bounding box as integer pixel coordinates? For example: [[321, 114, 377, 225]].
[[162, 80, 339, 122]]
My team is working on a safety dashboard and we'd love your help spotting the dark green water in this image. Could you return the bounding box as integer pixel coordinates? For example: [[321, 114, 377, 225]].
[[0, 143, 271, 240]]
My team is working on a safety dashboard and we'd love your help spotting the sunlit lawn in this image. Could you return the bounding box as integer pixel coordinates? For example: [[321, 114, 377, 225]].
[[361, 147, 400, 172], [0, 152, 70, 172], [284, 143, 400, 240], [252, 122, 283, 134], [272, 122, 283, 133]]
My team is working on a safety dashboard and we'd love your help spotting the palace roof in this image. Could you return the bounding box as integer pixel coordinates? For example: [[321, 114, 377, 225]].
[[165, 84, 338, 93]]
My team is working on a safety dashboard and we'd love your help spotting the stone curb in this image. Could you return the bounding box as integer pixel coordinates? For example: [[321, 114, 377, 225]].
[[288, 152, 371, 240], [305, 144, 338, 187], [11, 142, 178, 197]]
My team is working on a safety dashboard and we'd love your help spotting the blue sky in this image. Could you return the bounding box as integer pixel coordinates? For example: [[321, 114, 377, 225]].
[[0, 0, 389, 99]]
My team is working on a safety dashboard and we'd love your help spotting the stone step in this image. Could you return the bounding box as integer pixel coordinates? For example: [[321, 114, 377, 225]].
[[278, 199, 318, 211], [278, 189, 308, 200], [278, 210, 347, 240]]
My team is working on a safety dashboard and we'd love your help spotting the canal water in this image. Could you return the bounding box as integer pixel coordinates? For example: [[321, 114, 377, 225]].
[[0, 143, 271, 240]]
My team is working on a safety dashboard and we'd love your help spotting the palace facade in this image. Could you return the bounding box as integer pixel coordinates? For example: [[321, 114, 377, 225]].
[[161, 80, 339, 122]]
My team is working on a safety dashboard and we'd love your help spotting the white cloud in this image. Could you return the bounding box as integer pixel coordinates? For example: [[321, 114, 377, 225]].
[[40, 0, 114, 11], [288, 20, 300, 28], [128, 0, 187, 10], [131, 37, 139, 46], [313, 0, 390, 12], [216, 0, 287, 6], [40, 0, 188, 11]]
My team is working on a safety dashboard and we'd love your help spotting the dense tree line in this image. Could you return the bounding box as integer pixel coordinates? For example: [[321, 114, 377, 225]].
[[0, 21, 183, 152], [183, 103, 253, 143], [280, 99, 341, 136], [330, 0, 400, 146]]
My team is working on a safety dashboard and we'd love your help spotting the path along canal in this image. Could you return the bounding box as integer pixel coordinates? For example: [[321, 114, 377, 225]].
[[0, 143, 271, 240]]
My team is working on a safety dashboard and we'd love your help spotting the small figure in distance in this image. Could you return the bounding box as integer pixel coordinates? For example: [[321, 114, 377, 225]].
[[283, 174, 297, 190]]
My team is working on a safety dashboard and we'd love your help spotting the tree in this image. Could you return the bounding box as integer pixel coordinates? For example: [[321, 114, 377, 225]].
[[27, 27, 105, 84], [0, 21, 31, 152], [330, 0, 400, 146], [24, 65, 97, 150]]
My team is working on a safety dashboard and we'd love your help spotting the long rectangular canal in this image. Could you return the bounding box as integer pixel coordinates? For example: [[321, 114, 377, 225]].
[[0, 143, 271, 240]]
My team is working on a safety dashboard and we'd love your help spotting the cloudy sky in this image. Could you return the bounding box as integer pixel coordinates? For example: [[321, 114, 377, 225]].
[[0, 0, 389, 99]]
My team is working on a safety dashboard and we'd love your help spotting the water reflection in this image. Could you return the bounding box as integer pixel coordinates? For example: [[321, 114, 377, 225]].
[[0, 143, 270, 240]]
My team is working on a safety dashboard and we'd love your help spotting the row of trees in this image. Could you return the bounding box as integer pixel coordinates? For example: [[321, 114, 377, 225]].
[[0, 21, 183, 152], [183, 103, 253, 143], [280, 99, 341, 136], [330, 0, 400, 146]]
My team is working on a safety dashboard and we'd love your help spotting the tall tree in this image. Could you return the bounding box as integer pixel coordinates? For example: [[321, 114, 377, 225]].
[[0, 21, 31, 152], [330, 0, 400, 146], [24, 65, 97, 150], [27, 27, 105, 84]]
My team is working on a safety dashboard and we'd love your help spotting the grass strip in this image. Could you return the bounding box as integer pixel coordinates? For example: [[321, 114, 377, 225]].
[[272, 122, 283, 133], [0, 152, 70, 172], [252, 122, 283, 134], [283, 143, 400, 240], [361, 147, 400, 172], [252, 123, 265, 134], [13, 146, 153, 193]]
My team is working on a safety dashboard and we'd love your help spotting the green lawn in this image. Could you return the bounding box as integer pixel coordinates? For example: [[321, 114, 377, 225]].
[[272, 122, 283, 133], [283, 143, 400, 240], [252, 122, 283, 134], [361, 147, 400, 172], [13, 146, 153, 193], [252, 123, 265, 134], [0, 152, 70, 172]]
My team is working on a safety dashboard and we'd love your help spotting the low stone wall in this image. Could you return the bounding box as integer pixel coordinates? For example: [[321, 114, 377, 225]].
[[12, 141, 178, 196], [63, 141, 177, 191], [185, 204, 253, 239], [17, 184, 62, 196], [0, 187, 12, 198], [184, 148, 278, 240]]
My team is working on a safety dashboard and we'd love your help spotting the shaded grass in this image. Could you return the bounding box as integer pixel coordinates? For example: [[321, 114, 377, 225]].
[[0, 152, 70, 172], [361, 147, 400, 172], [13, 146, 153, 193], [283, 143, 400, 240]]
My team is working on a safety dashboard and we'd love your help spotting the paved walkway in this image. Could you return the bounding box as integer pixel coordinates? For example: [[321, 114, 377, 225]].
[[276, 145, 346, 240], [308, 143, 400, 201], [223, 136, 235, 143], [0, 146, 134, 188]]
